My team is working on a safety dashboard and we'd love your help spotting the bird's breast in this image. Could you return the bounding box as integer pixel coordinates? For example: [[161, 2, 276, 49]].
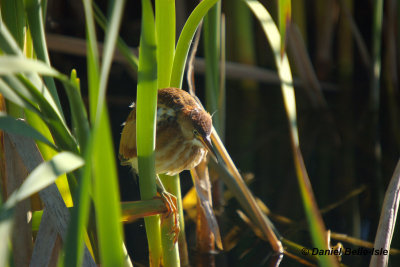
[[155, 138, 207, 175]]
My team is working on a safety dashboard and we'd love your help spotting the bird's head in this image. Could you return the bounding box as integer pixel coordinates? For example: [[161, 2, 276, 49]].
[[159, 88, 217, 160]]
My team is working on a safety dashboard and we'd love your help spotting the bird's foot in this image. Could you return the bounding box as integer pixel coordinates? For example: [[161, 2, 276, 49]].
[[158, 190, 180, 244]]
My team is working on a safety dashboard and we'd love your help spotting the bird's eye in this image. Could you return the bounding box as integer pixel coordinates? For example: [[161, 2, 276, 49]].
[[193, 129, 199, 136]]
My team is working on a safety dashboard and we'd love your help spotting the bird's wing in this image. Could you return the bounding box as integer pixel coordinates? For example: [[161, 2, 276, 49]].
[[119, 106, 137, 165]]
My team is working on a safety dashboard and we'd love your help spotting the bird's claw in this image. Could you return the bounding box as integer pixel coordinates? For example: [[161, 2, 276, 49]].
[[158, 191, 180, 244]]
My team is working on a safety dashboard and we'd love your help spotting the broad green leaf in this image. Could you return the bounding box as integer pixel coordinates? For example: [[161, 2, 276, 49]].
[[0, 112, 57, 150], [5, 152, 84, 208]]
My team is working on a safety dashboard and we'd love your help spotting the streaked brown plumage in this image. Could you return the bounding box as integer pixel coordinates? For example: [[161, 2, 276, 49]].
[[119, 87, 215, 175]]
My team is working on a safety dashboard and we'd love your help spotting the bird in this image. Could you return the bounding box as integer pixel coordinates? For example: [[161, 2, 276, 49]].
[[119, 87, 216, 175], [119, 87, 217, 241]]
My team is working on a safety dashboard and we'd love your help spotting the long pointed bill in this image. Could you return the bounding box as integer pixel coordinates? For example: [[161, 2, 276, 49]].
[[198, 135, 218, 162]]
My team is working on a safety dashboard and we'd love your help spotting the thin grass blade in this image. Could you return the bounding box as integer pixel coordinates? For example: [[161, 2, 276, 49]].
[[96, 0, 126, 121], [63, 134, 95, 267], [82, 0, 100, 123], [92, 108, 125, 266], [93, 3, 139, 71], [170, 0, 220, 88], [90, 0, 126, 264], [24, 0, 63, 116], [278, 0, 291, 56], [244, 1, 338, 265]]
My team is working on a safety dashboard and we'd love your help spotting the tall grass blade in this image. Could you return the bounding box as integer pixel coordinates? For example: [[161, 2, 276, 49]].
[[370, 160, 400, 267], [92, 109, 125, 266], [93, 3, 139, 71], [170, 0, 220, 88], [63, 144, 94, 266], [244, 0, 338, 265], [62, 1, 100, 265], [209, 131, 283, 252], [96, 0, 126, 120], [82, 0, 100, 123], [24, 0, 63, 116], [92, 0, 126, 265]]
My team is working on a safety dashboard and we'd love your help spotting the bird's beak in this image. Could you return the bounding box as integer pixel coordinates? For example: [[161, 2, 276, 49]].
[[198, 135, 218, 162]]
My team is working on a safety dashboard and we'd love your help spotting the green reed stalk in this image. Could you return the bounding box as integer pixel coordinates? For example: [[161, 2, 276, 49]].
[[170, 0, 220, 88], [136, 0, 162, 266], [155, 0, 180, 266], [156, 0, 175, 89]]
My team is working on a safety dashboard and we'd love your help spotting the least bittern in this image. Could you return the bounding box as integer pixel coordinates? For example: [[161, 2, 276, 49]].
[[119, 87, 217, 240]]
